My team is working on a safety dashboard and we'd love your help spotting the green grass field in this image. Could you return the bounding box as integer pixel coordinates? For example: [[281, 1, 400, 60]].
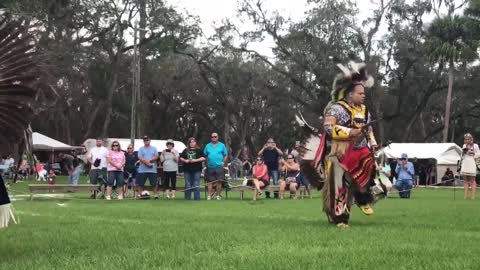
[[1, 176, 480, 270]]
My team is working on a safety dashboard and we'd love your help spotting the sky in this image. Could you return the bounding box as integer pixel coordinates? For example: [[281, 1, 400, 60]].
[[167, 0, 380, 58]]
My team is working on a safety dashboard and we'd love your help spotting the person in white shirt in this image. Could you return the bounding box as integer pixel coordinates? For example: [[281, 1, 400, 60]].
[[160, 139, 179, 199], [87, 139, 109, 197], [461, 133, 479, 200]]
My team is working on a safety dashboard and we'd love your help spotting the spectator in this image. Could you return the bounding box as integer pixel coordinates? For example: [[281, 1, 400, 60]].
[[258, 138, 283, 199], [394, 153, 415, 199], [70, 159, 83, 186], [137, 136, 160, 199], [160, 139, 179, 199], [106, 141, 125, 200], [461, 133, 479, 200], [87, 138, 109, 198], [59, 153, 75, 175], [279, 154, 301, 199], [124, 144, 138, 197], [35, 163, 47, 182], [240, 145, 252, 163], [4, 155, 14, 179], [180, 137, 206, 200], [47, 169, 56, 186], [204, 132, 228, 200], [441, 168, 454, 186], [377, 159, 393, 193], [242, 158, 252, 177], [229, 157, 242, 181], [251, 156, 269, 201]]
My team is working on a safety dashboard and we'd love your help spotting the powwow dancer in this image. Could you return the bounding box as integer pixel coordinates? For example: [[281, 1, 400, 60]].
[[321, 62, 381, 228], [0, 18, 39, 228], [297, 62, 388, 228]]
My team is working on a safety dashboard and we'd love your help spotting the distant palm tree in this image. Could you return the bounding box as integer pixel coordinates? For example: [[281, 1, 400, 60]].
[[426, 15, 479, 142]]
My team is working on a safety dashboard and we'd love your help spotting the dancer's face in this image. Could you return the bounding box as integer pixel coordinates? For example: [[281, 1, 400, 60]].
[[349, 85, 365, 105]]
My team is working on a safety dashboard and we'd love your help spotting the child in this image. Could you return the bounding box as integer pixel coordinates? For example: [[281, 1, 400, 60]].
[[47, 169, 56, 186]]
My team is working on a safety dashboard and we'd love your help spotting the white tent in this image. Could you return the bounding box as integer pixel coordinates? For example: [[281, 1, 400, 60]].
[[82, 138, 187, 154], [32, 132, 79, 151], [381, 143, 462, 184]]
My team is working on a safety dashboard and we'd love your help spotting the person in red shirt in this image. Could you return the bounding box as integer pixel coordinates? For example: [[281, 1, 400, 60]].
[[252, 157, 269, 201]]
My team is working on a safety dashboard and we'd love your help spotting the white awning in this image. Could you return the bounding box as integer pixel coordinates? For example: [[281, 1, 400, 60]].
[[32, 132, 79, 151], [381, 143, 462, 165]]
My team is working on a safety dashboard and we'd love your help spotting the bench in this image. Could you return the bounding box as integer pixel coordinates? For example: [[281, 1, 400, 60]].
[[28, 184, 99, 200], [230, 185, 309, 200], [133, 185, 234, 199]]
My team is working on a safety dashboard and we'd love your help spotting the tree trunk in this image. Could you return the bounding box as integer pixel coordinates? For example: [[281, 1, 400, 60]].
[[136, 0, 147, 137], [223, 109, 231, 151], [442, 62, 454, 142], [83, 102, 102, 140], [101, 72, 118, 137]]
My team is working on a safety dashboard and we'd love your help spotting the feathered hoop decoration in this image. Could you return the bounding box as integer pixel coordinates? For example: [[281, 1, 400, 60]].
[[330, 61, 374, 103]]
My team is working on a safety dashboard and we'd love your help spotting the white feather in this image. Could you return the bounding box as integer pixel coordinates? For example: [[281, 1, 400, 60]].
[[336, 63, 351, 77], [364, 76, 374, 88], [348, 61, 366, 74]]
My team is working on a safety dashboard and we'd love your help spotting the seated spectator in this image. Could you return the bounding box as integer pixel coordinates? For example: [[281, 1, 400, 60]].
[[442, 168, 454, 186], [242, 158, 252, 177], [251, 157, 269, 201], [35, 163, 47, 182], [279, 154, 301, 199], [394, 153, 415, 199], [47, 169, 56, 186]]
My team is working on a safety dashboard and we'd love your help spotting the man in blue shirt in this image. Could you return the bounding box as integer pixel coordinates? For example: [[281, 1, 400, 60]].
[[137, 136, 159, 199], [395, 153, 415, 198], [204, 132, 228, 200]]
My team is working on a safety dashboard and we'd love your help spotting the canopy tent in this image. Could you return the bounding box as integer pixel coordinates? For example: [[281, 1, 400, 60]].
[[32, 132, 80, 151], [380, 143, 462, 184], [82, 138, 187, 154]]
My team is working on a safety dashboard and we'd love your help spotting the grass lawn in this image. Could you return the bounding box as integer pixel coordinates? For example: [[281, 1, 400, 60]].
[[1, 176, 479, 270]]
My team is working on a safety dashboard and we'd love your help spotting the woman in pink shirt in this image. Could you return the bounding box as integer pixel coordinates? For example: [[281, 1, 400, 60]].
[[106, 141, 126, 200], [252, 157, 269, 201]]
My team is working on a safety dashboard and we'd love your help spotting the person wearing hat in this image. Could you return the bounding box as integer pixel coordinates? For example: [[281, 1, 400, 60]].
[[160, 139, 179, 199], [394, 153, 415, 198], [137, 136, 160, 199]]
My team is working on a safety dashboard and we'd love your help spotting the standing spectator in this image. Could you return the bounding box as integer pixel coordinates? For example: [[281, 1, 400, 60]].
[[180, 137, 206, 200], [161, 139, 179, 199], [279, 154, 301, 199], [106, 141, 125, 200], [251, 157, 269, 201], [461, 133, 479, 200], [124, 144, 138, 197], [137, 136, 160, 199], [204, 132, 228, 200], [87, 138, 109, 198], [59, 153, 75, 175], [394, 153, 415, 199], [258, 138, 283, 199], [70, 159, 83, 186]]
